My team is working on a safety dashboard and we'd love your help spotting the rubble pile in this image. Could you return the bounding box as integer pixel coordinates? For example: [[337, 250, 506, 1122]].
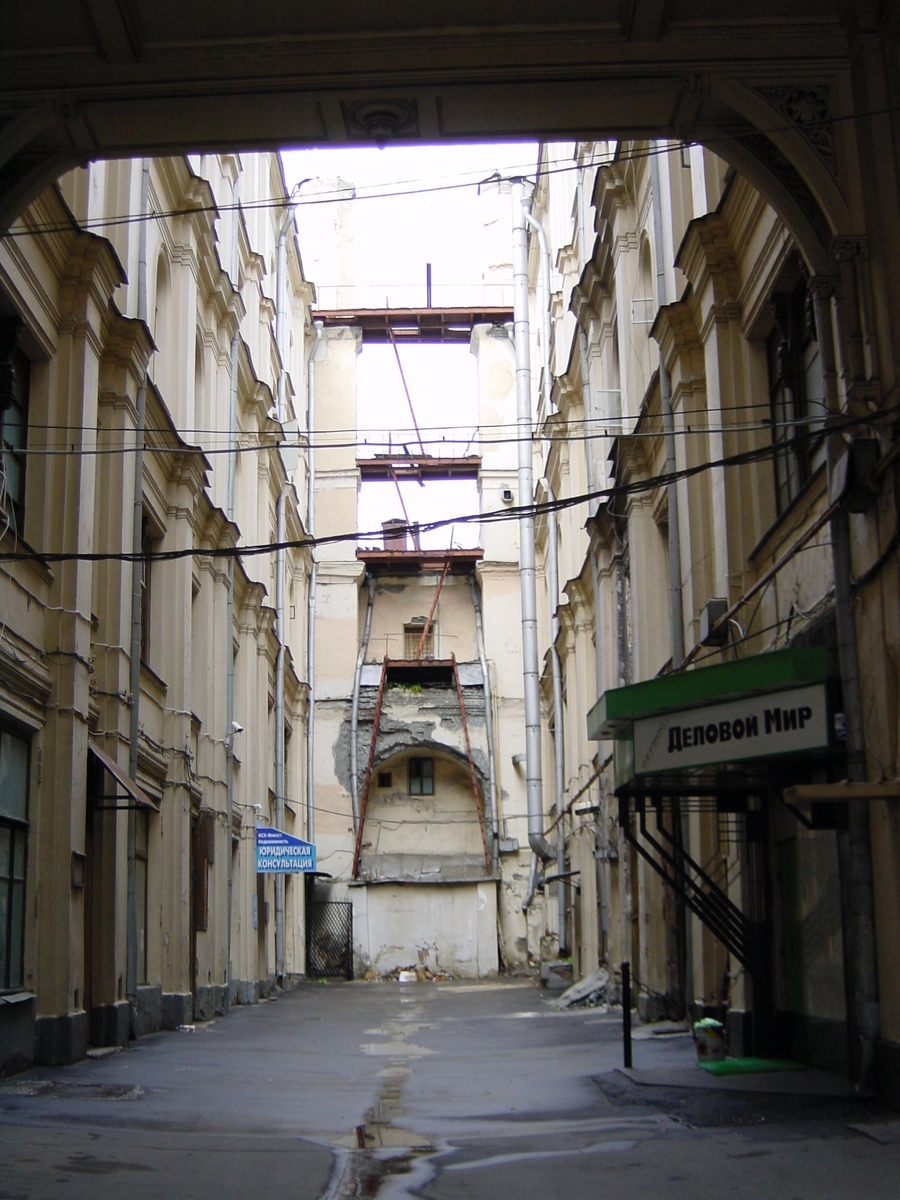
[[550, 967, 610, 1010]]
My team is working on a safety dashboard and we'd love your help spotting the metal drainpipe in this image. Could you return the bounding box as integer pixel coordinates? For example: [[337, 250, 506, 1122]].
[[523, 209, 552, 415], [350, 577, 376, 831], [127, 157, 150, 1022], [470, 578, 499, 867], [576, 164, 598, 491], [273, 200, 296, 982], [306, 321, 322, 845], [274, 488, 286, 980], [511, 179, 552, 863], [810, 281, 880, 1085], [540, 478, 567, 954], [225, 169, 240, 995], [521, 852, 539, 912], [650, 144, 685, 668]]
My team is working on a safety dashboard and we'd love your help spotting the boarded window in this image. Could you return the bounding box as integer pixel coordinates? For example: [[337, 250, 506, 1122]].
[[409, 757, 434, 796]]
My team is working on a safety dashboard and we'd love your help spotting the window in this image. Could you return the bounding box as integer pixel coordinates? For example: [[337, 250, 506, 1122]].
[[404, 622, 433, 660], [0, 726, 29, 990], [767, 270, 827, 515], [135, 809, 148, 984], [140, 517, 152, 663], [409, 757, 434, 797], [377, 771, 392, 789], [0, 324, 29, 533]]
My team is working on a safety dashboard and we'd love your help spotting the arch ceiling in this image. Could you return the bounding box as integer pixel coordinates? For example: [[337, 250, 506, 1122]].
[[0, 2, 895, 262]]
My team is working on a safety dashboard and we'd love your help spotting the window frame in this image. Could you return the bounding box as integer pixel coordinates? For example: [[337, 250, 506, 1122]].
[[408, 757, 434, 797], [140, 516, 153, 664], [0, 335, 29, 535], [404, 622, 434, 660], [767, 273, 826, 517], [0, 724, 30, 992]]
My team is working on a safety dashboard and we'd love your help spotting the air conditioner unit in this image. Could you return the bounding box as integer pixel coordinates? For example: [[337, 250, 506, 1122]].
[[699, 598, 729, 647]]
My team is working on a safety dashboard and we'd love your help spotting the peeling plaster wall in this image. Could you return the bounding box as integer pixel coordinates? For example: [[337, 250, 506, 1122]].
[[352, 881, 498, 978]]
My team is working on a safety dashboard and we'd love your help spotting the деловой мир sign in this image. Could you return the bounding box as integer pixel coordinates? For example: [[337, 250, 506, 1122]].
[[633, 684, 829, 774]]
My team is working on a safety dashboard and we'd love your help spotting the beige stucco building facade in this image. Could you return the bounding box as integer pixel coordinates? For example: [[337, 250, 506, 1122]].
[[520, 137, 900, 1105], [0, 151, 314, 1068], [1, 114, 898, 1114]]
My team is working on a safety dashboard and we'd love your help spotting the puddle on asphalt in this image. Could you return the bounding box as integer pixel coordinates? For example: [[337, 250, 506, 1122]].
[[361, 1041, 434, 1057], [329, 1041, 437, 1198]]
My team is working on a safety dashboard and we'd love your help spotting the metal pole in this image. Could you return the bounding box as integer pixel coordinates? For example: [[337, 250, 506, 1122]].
[[542, 480, 567, 954], [622, 961, 632, 1068], [471, 578, 499, 864], [811, 279, 880, 1086], [225, 168, 240, 999], [274, 490, 285, 981], [650, 144, 684, 668], [127, 157, 151, 1025], [306, 321, 321, 846]]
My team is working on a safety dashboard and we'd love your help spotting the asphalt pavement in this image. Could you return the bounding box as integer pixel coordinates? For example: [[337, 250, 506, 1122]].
[[1, 978, 898, 1199]]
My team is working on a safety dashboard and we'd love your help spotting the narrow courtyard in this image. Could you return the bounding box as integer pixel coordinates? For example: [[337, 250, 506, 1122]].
[[2, 980, 897, 1199]]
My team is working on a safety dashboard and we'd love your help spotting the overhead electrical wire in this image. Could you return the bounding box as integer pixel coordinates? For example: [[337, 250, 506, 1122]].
[[0, 407, 889, 568], [7, 401, 859, 458], [4, 99, 899, 240], [15, 395, 817, 438]]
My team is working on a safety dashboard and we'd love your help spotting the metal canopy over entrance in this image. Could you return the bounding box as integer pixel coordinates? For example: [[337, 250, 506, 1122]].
[[592, 647, 847, 1051]]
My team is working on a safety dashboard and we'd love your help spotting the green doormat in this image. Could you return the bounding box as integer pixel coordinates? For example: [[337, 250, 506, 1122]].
[[699, 1057, 805, 1076]]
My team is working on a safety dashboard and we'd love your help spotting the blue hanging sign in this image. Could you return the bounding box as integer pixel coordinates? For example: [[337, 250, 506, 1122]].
[[256, 827, 316, 873]]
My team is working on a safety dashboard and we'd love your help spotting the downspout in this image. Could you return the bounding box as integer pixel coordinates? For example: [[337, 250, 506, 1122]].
[[511, 180, 552, 863], [350, 577, 376, 830], [522, 209, 552, 416], [306, 321, 322, 845], [273, 201, 295, 982], [539, 478, 567, 954], [225, 169, 240, 995], [470, 577, 499, 867], [576, 165, 598, 493], [275, 487, 286, 981], [127, 157, 150, 1024], [650, 145, 685, 668], [521, 852, 539, 912]]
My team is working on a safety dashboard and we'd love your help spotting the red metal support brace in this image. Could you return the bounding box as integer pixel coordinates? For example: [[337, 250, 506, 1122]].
[[415, 557, 450, 660], [351, 656, 389, 878], [451, 654, 492, 874]]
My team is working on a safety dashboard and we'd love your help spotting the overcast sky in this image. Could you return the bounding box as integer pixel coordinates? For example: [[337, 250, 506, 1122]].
[[282, 144, 537, 549]]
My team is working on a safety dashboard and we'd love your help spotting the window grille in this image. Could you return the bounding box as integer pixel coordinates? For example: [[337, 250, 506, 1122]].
[[404, 622, 434, 659]]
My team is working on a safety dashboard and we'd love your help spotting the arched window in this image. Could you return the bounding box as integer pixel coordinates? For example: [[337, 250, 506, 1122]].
[[636, 238, 655, 393]]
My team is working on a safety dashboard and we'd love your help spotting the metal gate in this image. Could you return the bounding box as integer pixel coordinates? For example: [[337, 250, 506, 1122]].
[[306, 900, 353, 979]]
